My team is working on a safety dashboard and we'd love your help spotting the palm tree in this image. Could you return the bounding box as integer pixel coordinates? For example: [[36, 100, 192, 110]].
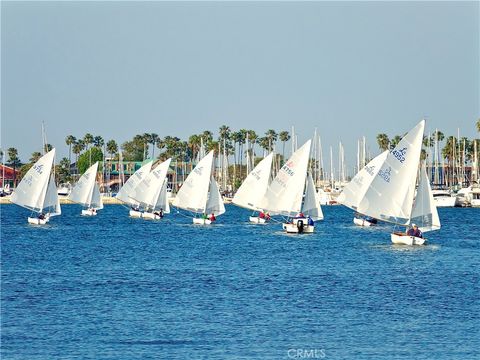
[[150, 133, 160, 159], [106, 140, 118, 158], [72, 140, 85, 164], [219, 125, 231, 140], [258, 137, 270, 155], [390, 135, 402, 149], [65, 135, 76, 164], [279, 131, 290, 164], [44, 144, 53, 153], [265, 129, 277, 153], [477, 118, 480, 133], [94, 136, 104, 148], [202, 130, 213, 143], [30, 152, 42, 163], [188, 134, 201, 161], [83, 133, 94, 150], [376, 134, 390, 151], [7, 147, 20, 186]]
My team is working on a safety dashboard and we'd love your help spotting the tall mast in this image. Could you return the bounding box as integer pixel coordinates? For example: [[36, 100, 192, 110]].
[[330, 146, 334, 189]]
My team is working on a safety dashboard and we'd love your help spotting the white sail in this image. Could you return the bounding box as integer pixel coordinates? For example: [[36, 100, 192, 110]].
[[356, 120, 425, 225], [410, 163, 441, 232], [259, 140, 312, 216], [232, 152, 273, 211], [205, 177, 226, 216], [173, 150, 214, 214], [116, 161, 153, 206], [155, 180, 170, 214], [68, 162, 99, 207], [337, 150, 389, 210], [44, 174, 61, 216], [131, 158, 172, 211], [91, 183, 103, 210], [302, 172, 324, 221], [11, 148, 56, 213]]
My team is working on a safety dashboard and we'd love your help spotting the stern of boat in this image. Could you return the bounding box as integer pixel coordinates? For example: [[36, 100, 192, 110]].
[[391, 232, 425, 245]]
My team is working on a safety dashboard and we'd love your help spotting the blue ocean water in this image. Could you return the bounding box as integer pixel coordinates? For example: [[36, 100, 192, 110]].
[[1, 204, 479, 360]]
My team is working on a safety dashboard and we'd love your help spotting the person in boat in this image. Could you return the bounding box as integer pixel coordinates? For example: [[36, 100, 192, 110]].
[[209, 213, 216, 222], [159, 208, 164, 218], [407, 224, 423, 238], [307, 216, 314, 226], [259, 211, 265, 219], [202, 213, 208, 220], [265, 212, 271, 221], [38, 213, 45, 220]]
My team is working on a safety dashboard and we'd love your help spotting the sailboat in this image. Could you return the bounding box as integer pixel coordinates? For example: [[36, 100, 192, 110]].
[[116, 160, 153, 217], [339, 120, 441, 245], [11, 148, 61, 225], [232, 152, 273, 223], [338, 150, 389, 227], [173, 150, 225, 224], [130, 158, 172, 220], [68, 162, 103, 216], [259, 140, 324, 233]]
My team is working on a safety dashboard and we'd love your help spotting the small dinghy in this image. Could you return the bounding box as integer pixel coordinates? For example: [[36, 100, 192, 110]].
[[116, 160, 153, 217], [130, 158, 171, 220], [259, 140, 323, 234], [232, 153, 273, 224], [11, 148, 61, 225], [173, 151, 225, 224], [339, 120, 441, 245], [68, 162, 103, 216]]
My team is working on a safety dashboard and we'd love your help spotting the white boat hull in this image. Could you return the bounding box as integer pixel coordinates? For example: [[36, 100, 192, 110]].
[[249, 216, 266, 224], [391, 232, 425, 245], [81, 209, 98, 216], [193, 218, 212, 225], [282, 219, 314, 233], [433, 197, 456, 207], [129, 210, 143, 218], [143, 211, 162, 220], [28, 216, 49, 225], [353, 217, 374, 227]]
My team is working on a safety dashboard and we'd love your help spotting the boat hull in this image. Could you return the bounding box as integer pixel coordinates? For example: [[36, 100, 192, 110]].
[[282, 219, 314, 233], [81, 209, 98, 216], [249, 216, 266, 224], [353, 217, 374, 227], [129, 210, 143, 218], [391, 232, 425, 245], [28, 216, 48, 225], [433, 197, 456, 207], [193, 218, 212, 225], [143, 211, 163, 220]]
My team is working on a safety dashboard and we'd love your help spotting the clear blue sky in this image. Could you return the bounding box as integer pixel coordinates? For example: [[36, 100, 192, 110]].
[[2, 1, 479, 171]]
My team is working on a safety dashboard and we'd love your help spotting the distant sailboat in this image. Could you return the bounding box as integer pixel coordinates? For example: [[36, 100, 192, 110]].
[[130, 158, 172, 220], [68, 162, 103, 216], [116, 161, 153, 217], [338, 150, 389, 227], [173, 150, 225, 224], [232, 152, 274, 223], [11, 148, 61, 225], [260, 140, 324, 233], [339, 120, 441, 245]]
